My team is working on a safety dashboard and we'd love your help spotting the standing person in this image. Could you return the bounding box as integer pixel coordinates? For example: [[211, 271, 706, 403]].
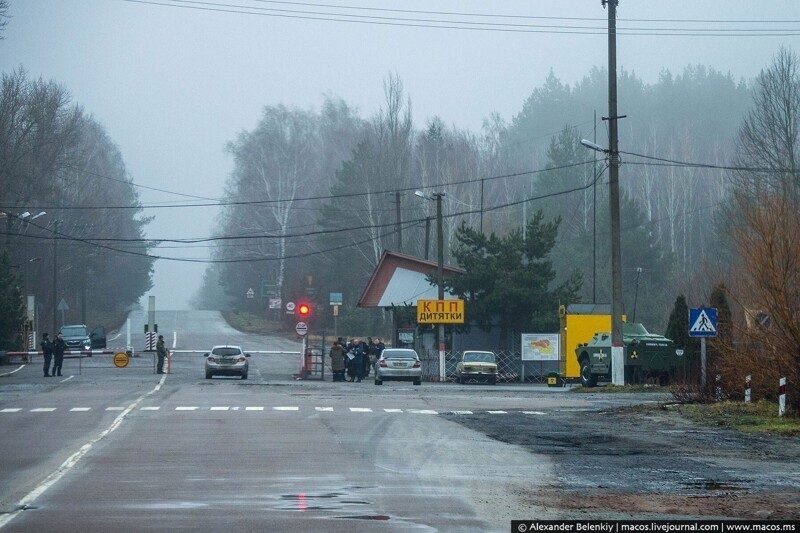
[[52, 332, 66, 377], [348, 338, 365, 383], [373, 337, 385, 376], [40, 333, 54, 377], [329, 341, 346, 382], [363, 337, 374, 378], [156, 334, 167, 374]]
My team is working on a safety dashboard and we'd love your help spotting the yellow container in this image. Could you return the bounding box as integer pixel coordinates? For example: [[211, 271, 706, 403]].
[[559, 305, 624, 378]]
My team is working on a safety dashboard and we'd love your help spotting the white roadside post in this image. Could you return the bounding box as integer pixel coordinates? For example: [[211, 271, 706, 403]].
[[745, 375, 751, 403], [779, 377, 786, 417]]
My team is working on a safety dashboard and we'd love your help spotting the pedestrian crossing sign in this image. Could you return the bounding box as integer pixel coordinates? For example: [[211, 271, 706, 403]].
[[689, 307, 718, 337]]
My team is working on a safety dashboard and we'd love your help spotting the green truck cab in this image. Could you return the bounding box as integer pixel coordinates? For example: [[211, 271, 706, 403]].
[[575, 322, 685, 387]]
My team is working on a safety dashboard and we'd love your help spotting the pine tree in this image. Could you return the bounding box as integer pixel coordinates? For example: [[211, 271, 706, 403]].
[[664, 294, 690, 348]]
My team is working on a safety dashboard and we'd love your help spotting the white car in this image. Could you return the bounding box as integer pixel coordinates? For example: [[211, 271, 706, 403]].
[[205, 345, 249, 380], [374, 348, 422, 385]]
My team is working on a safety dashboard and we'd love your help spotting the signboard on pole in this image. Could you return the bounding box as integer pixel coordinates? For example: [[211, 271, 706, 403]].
[[416, 299, 464, 324], [521, 333, 559, 361], [295, 321, 308, 337], [689, 307, 718, 337]]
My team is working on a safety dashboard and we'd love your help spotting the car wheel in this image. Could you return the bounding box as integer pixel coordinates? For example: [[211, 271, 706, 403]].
[[457, 374, 463, 384], [489, 376, 497, 385], [579, 357, 598, 387], [413, 379, 421, 386], [375, 379, 382, 385], [241, 372, 248, 380], [205, 371, 212, 379]]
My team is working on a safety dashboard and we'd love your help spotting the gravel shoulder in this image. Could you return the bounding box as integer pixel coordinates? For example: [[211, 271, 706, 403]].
[[444, 403, 800, 520]]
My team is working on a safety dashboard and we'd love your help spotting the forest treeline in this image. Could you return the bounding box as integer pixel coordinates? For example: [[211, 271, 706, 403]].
[[0, 68, 154, 346], [195, 64, 754, 333]]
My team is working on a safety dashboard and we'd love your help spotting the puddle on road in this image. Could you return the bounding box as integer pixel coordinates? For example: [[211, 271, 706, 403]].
[[274, 490, 374, 512], [682, 480, 748, 492]]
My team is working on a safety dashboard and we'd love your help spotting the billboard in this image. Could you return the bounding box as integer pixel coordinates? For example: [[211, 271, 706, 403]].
[[521, 333, 559, 361]]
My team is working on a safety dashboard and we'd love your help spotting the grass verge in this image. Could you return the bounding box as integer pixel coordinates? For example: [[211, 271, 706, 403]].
[[571, 384, 669, 393], [668, 400, 800, 436], [221, 311, 290, 337]]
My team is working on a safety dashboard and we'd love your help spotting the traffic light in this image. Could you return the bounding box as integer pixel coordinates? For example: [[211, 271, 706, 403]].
[[298, 303, 311, 317]]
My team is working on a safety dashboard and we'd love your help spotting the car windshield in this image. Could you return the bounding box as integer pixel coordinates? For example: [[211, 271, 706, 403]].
[[211, 347, 242, 356], [60, 326, 88, 337], [382, 350, 417, 359], [464, 352, 494, 363]]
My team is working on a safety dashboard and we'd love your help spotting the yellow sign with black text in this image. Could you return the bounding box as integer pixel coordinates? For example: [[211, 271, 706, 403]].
[[113, 352, 129, 368], [416, 299, 465, 324]]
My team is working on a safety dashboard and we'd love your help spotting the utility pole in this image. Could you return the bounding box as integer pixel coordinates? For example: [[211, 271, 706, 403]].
[[604, 0, 625, 385], [395, 191, 402, 253], [435, 192, 445, 382], [52, 218, 58, 333]]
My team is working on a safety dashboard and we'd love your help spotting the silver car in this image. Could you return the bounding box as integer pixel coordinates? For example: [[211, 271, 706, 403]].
[[205, 345, 249, 380], [374, 348, 422, 386]]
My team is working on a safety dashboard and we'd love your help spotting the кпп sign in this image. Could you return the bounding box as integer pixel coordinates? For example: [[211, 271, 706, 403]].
[[416, 299, 464, 324]]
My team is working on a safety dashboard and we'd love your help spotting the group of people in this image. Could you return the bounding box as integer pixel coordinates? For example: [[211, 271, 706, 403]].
[[39, 332, 66, 377], [329, 336, 385, 382]]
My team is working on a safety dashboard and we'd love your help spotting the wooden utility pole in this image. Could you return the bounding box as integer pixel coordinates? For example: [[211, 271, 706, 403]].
[[604, 0, 625, 385]]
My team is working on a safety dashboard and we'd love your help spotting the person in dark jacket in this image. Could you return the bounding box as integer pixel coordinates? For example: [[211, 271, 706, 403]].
[[52, 332, 66, 377], [347, 338, 365, 382], [156, 335, 167, 374], [40, 333, 54, 377], [363, 337, 374, 378], [329, 341, 346, 382]]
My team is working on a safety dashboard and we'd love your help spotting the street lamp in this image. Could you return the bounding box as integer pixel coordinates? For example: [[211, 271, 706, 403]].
[[414, 189, 447, 381]]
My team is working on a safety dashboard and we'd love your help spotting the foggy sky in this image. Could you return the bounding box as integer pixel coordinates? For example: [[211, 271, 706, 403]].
[[1, 0, 796, 310]]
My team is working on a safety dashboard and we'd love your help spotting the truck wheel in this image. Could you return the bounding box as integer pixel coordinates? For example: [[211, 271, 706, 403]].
[[580, 358, 598, 388]]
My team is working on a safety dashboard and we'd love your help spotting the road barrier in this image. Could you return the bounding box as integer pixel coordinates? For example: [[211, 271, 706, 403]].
[[4, 349, 119, 364]]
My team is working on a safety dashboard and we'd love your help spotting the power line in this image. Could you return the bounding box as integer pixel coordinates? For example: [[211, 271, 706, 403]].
[[120, 0, 800, 36]]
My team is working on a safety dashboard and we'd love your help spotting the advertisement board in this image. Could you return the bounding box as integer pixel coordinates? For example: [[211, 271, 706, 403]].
[[521, 333, 559, 361]]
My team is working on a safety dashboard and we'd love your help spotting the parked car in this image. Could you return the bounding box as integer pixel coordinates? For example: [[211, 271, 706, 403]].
[[455, 350, 498, 384], [205, 345, 249, 380], [58, 324, 107, 352], [374, 348, 421, 385]]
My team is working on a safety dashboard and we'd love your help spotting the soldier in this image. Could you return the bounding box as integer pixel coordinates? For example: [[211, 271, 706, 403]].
[[156, 335, 167, 374], [40, 333, 54, 377], [52, 332, 66, 377]]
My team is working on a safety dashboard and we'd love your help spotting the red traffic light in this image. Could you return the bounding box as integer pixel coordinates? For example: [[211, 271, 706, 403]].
[[298, 303, 310, 316]]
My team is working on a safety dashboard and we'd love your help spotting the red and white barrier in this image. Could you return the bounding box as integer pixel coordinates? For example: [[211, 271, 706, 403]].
[[5, 349, 118, 363]]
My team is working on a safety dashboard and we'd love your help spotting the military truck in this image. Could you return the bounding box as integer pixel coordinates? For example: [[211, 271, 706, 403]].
[[575, 322, 685, 387]]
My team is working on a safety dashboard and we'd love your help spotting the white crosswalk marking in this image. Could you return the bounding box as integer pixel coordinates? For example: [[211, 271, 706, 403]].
[[0, 405, 537, 416]]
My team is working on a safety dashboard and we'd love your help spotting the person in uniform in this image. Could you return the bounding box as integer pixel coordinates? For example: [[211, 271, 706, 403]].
[[52, 332, 66, 377], [156, 335, 167, 374], [40, 333, 54, 377]]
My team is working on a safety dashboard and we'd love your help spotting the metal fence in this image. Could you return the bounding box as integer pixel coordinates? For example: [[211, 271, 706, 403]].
[[418, 350, 560, 383]]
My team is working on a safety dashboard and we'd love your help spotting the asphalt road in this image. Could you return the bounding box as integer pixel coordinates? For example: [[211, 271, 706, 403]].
[[1, 310, 797, 531]]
